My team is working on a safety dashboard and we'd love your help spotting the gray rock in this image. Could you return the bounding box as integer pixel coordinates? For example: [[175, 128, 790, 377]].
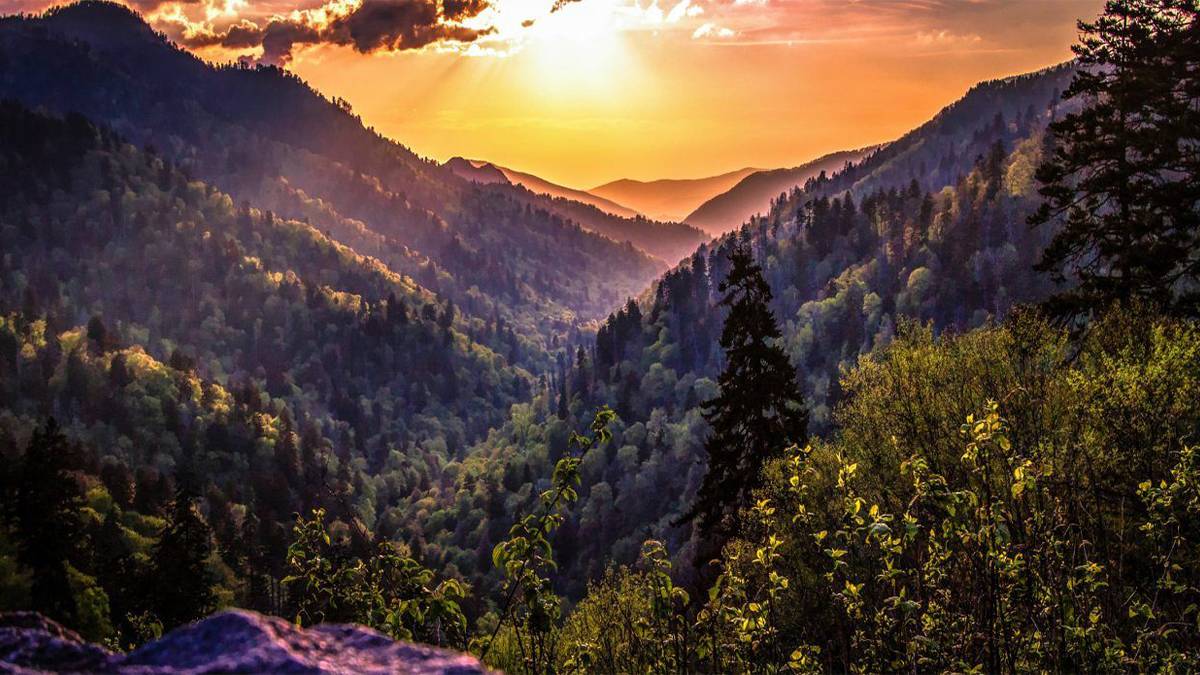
[[0, 610, 492, 674]]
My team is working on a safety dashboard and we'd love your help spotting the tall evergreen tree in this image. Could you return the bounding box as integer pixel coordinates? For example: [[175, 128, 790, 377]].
[[1030, 0, 1200, 316], [12, 418, 84, 623], [150, 485, 217, 629], [91, 510, 142, 642], [683, 245, 808, 540]]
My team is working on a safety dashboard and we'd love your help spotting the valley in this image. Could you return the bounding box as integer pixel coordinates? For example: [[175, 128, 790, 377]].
[[0, 0, 1198, 672]]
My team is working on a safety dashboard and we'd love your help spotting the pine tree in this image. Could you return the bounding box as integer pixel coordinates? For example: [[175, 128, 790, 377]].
[[92, 510, 141, 642], [150, 485, 217, 629], [683, 245, 808, 540], [12, 418, 85, 623], [1030, 0, 1200, 317]]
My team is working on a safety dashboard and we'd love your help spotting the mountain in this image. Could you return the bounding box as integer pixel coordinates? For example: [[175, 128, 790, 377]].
[[0, 97, 542, 617], [588, 167, 759, 223], [446, 157, 640, 219], [443, 157, 509, 185], [684, 148, 873, 235], [454, 62, 1080, 595], [444, 156, 709, 264], [0, 1, 662, 363]]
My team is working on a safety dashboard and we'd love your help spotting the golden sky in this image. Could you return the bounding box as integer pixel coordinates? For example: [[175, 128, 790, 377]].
[[19, 0, 1107, 187]]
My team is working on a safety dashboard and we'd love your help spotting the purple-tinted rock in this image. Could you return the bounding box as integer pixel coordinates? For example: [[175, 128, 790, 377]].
[[0, 612, 112, 673], [0, 610, 491, 674]]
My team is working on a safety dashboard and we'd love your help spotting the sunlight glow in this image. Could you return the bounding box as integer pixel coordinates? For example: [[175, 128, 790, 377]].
[[521, 0, 629, 95]]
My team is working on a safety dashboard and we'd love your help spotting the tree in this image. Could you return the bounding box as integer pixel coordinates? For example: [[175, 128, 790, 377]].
[[91, 510, 143, 647], [1030, 0, 1200, 317], [12, 418, 84, 623], [150, 486, 217, 629], [683, 245, 808, 541]]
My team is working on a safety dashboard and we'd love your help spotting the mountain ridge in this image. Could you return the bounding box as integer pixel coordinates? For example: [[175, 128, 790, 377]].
[[587, 166, 760, 222], [445, 157, 642, 219], [443, 156, 710, 265], [683, 148, 874, 235], [0, 1, 664, 360]]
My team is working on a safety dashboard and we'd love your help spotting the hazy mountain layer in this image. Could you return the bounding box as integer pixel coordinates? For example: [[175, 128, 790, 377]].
[[444, 157, 710, 264], [0, 2, 662, 364], [589, 167, 759, 223], [684, 149, 873, 236]]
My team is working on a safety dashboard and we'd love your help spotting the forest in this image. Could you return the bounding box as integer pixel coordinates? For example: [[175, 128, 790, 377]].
[[0, 0, 1198, 672]]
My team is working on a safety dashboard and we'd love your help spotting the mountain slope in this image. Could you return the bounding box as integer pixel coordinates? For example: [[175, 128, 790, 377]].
[[589, 167, 759, 222], [0, 1, 661, 361], [447, 158, 641, 219], [0, 98, 543, 587], [684, 149, 872, 235], [444, 157, 709, 264], [500, 166, 639, 219], [445, 63, 1080, 595]]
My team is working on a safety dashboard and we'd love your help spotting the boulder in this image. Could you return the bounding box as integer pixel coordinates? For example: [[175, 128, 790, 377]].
[[0, 612, 111, 673], [0, 610, 491, 674]]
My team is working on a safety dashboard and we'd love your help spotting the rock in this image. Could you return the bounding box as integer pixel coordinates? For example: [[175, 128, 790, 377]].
[[0, 612, 112, 673], [0, 610, 491, 674]]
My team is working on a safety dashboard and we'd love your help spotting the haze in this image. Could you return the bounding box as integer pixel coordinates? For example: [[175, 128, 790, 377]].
[[9, 0, 1104, 195]]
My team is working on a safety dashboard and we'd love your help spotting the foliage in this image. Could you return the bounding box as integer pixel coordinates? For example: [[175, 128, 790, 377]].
[[556, 540, 691, 674], [477, 407, 614, 673], [714, 310, 1200, 672], [283, 508, 468, 647]]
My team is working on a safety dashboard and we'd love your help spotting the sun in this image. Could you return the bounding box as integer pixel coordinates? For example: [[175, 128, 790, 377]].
[[520, 0, 630, 95]]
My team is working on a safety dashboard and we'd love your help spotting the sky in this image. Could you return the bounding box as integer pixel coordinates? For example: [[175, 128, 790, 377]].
[[5, 0, 1106, 187]]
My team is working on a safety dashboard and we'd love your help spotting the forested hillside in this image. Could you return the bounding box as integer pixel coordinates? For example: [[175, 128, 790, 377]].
[[0, 1, 666, 361], [457, 62, 1081, 595], [443, 157, 709, 265], [684, 148, 872, 236], [0, 100, 536, 639]]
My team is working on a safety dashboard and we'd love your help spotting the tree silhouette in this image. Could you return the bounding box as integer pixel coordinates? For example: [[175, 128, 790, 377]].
[[683, 245, 808, 541], [150, 485, 217, 629], [12, 418, 84, 624], [1031, 0, 1200, 317]]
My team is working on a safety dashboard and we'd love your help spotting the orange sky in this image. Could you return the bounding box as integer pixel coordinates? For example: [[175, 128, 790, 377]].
[[15, 0, 1106, 187]]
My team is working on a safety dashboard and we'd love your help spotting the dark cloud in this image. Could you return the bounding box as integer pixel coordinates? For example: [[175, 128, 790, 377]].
[[179, 0, 493, 65], [260, 19, 322, 63], [441, 0, 488, 21]]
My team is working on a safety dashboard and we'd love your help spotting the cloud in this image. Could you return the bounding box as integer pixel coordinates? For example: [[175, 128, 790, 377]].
[[124, 0, 199, 12], [176, 0, 495, 64], [692, 21, 734, 39], [666, 0, 701, 24], [914, 29, 983, 46]]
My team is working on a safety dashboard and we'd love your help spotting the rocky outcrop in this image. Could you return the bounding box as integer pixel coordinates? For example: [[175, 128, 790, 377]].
[[0, 612, 110, 673], [0, 610, 491, 674]]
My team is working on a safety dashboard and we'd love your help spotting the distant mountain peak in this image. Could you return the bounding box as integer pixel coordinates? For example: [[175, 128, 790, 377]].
[[443, 156, 510, 185], [587, 167, 761, 222], [684, 149, 874, 236]]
